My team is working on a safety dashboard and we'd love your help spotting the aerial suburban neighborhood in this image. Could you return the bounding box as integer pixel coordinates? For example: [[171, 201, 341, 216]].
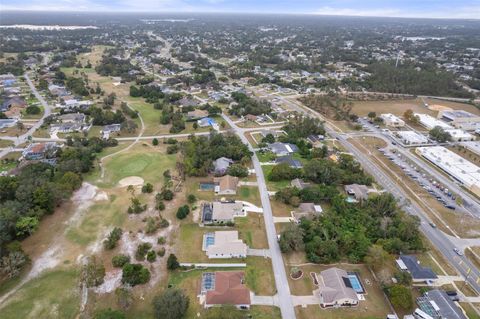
[[1, 5, 480, 319]]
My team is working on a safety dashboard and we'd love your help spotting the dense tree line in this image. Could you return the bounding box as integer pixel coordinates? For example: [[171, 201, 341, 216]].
[[282, 114, 325, 139], [229, 92, 272, 116], [95, 54, 141, 82], [364, 62, 474, 98], [0, 137, 117, 278], [181, 132, 252, 176]]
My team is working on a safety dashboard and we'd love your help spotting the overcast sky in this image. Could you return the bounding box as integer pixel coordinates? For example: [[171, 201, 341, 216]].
[[1, 0, 480, 19]]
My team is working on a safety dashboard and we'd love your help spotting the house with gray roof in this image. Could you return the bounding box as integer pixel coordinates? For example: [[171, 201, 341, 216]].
[[213, 157, 233, 176], [396, 255, 438, 282], [267, 142, 299, 156], [314, 267, 359, 308]]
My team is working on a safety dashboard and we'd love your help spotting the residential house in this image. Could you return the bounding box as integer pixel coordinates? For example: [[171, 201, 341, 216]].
[[201, 201, 245, 224], [292, 203, 322, 222], [396, 255, 438, 283], [22, 142, 57, 160], [58, 113, 86, 124], [267, 142, 299, 156], [275, 155, 302, 168], [213, 157, 233, 176], [1, 96, 27, 112], [178, 97, 199, 108], [307, 134, 325, 146], [200, 271, 251, 309], [290, 178, 310, 190], [213, 175, 239, 195], [198, 117, 218, 129], [202, 231, 247, 259], [344, 184, 373, 202], [245, 114, 258, 122], [314, 267, 359, 308], [260, 130, 279, 138], [187, 109, 209, 120], [0, 118, 18, 129], [101, 124, 121, 139]]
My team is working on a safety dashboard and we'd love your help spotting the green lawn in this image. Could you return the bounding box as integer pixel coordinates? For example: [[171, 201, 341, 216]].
[[0, 268, 79, 319], [102, 145, 177, 187], [238, 186, 261, 206]]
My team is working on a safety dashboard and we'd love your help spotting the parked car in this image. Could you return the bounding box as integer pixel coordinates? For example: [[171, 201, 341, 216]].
[[453, 247, 463, 256]]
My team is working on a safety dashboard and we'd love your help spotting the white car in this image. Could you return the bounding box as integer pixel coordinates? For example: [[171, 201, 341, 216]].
[[453, 248, 463, 256]]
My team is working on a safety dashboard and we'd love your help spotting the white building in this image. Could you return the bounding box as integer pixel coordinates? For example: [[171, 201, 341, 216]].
[[438, 110, 480, 131], [202, 231, 247, 259], [397, 131, 429, 145], [461, 141, 480, 156], [445, 129, 476, 142], [414, 113, 453, 130], [416, 146, 480, 197], [380, 113, 405, 127]]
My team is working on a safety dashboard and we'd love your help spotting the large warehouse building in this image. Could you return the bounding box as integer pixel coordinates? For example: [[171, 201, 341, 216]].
[[396, 131, 429, 145], [414, 113, 453, 130], [460, 141, 480, 156], [416, 146, 480, 197], [438, 110, 480, 131]]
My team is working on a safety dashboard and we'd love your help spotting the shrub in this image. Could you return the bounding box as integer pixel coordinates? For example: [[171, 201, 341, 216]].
[[145, 217, 159, 234], [187, 194, 196, 204], [157, 236, 166, 245], [146, 250, 157, 262], [142, 183, 154, 193], [112, 254, 130, 268], [94, 308, 126, 319], [161, 189, 174, 201], [167, 254, 180, 270], [104, 227, 123, 250], [159, 218, 169, 228], [135, 242, 152, 261], [121, 263, 151, 286], [157, 247, 166, 257], [152, 138, 159, 146], [153, 288, 189, 319], [176, 205, 190, 220]]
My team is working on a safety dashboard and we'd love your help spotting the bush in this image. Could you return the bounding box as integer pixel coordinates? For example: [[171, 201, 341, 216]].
[[152, 138, 159, 146], [83, 257, 105, 288], [156, 201, 166, 211], [135, 242, 152, 261], [121, 263, 151, 286], [147, 250, 157, 262], [26, 105, 41, 115], [104, 227, 123, 250], [176, 205, 190, 220], [161, 189, 174, 201], [167, 144, 179, 154], [159, 218, 169, 228], [167, 254, 180, 270], [157, 236, 166, 245], [94, 308, 126, 319], [153, 288, 189, 319], [112, 254, 130, 268], [142, 183, 154, 193], [157, 247, 166, 257], [187, 194, 196, 204], [145, 217, 159, 234]]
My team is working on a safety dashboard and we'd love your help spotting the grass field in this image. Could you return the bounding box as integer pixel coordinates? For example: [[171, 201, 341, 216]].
[[101, 144, 177, 187], [1, 268, 80, 319]]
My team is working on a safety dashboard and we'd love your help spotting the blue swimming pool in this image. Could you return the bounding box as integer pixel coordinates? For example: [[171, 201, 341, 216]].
[[205, 236, 215, 247], [199, 182, 215, 190], [348, 273, 365, 293]]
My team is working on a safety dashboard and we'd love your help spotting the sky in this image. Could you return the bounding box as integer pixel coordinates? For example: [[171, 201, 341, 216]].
[[1, 0, 480, 19]]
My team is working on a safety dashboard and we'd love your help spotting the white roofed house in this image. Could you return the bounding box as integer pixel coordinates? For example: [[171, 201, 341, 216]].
[[202, 231, 247, 259], [267, 142, 299, 157], [380, 113, 405, 127], [101, 124, 122, 139]]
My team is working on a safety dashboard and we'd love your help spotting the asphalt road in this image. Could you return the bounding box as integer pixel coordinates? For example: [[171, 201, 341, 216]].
[[221, 113, 296, 319]]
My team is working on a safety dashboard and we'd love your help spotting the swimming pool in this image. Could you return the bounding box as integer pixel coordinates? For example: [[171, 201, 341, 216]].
[[199, 182, 215, 190], [205, 236, 215, 247], [348, 273, 365, 294]]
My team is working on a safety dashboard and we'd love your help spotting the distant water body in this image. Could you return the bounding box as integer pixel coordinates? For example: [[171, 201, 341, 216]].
[[0, 25, 98, 30]]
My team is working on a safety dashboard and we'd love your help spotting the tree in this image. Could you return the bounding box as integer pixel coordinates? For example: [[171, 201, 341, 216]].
[[122, 263, 151, 286], [429, 126, 451, 143], [142, 183, 154, 193], [226, 164, 249, 178], [104, 227, 123, 250], [193, 122, 198, 130], [279, 223, 305, 253], [176, 205, 190, 219], [153, 288, 189, 319], [187, 194, 196, 204], [152, 138, 159, 146], [167, 254, 180, 270], [0, 250, 28, 278], [367, 112, 376, 121], [94, 308, 126, 319], [83, 256, 105, 287], [112, 254, 130, 268], [135, 242, 152, 261], [364, 245, 390, 271], [387, 284, 413, 310], [403, 109, 418, 124], [15, 216, 39, 237]]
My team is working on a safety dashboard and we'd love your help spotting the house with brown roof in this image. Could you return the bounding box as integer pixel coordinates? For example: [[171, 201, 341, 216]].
[[200, 271, 251, 309], [344, 184, 376, 202], [314, 267, 359, 308], [214, 175, 239, 195], [245, 114, 257, 122]]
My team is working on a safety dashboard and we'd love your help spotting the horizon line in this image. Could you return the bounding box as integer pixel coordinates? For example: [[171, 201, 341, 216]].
[[0, 10, 479, 21]]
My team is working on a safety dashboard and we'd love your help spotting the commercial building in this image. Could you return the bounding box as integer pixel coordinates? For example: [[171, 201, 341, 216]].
[[414, 113, 453, 130], [438, 110, 480, 131], [380, 113, 405, 127], [416, 146, 480, 197], [396, 131, 429, 145], [461, 141, 480, 156], [202, 231, 247, 259], [444, 129, 475, 142]]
